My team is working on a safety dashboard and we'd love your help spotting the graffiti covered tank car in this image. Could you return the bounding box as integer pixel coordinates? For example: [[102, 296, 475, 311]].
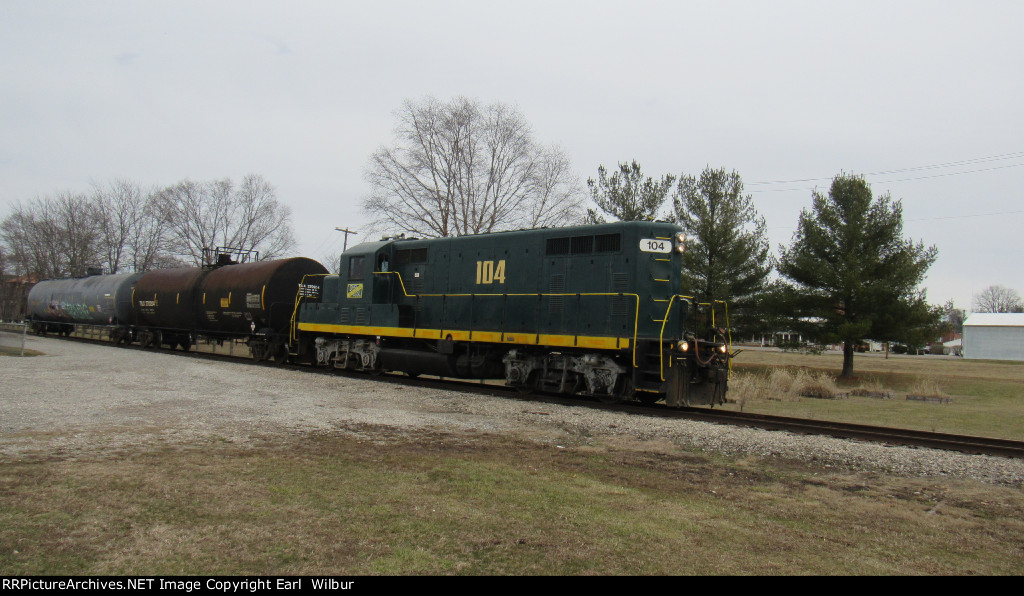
[[26, 272, 143, 337]]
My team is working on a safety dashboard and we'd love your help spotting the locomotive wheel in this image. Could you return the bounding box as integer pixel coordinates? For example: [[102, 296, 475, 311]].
[[512, 371, 538, 395], [598, 376, 635, 405], [274, 346, 290, 365]]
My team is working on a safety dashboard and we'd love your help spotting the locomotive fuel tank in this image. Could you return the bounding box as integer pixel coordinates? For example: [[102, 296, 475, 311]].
[[27, 272, 143, 327]]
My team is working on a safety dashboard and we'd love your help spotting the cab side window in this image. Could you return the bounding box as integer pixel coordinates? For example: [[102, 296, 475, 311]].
[[349, 256, 366, 280]]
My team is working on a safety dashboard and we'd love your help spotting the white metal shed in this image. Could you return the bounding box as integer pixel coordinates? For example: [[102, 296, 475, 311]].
[[962, 313, 1024, 361]]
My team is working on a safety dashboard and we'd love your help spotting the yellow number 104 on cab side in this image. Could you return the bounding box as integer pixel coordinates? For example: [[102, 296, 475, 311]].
[[475, 260, 506, 284]]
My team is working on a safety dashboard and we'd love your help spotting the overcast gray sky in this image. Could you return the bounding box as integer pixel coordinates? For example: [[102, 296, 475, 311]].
[[3, 0, 1022, 311]]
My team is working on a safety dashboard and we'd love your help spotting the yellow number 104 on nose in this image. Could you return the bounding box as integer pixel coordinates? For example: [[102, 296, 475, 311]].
[[475, 260, 506, 284]]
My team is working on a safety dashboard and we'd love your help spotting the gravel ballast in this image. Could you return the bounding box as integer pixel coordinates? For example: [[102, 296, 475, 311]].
[[3, 335, 1023, 486]]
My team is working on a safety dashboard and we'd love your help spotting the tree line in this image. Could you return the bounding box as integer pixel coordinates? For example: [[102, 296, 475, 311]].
[[0, 174, 295, 280]]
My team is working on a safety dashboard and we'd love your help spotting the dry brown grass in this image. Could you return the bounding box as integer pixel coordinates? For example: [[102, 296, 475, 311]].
[[730, 368, 842, 406], [908, 378, 949, 398], [791, 369, 841, 399], [725, 348, 1024, 439], [733, 348, 1024, 383]]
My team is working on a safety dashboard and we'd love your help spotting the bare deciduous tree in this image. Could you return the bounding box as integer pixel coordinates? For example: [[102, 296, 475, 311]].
[[364, 97, 584, 237], [227, 174, 296, 258], [0, 193, 100, 279], [321, 251, 342, 274], [973, 285, 1024, 313], [93, 179, 172, 273], [130, 191, 173, 272], [157, 174, 295, 266]]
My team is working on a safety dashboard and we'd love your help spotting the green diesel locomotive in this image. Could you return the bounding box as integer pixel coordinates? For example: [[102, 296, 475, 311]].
[[294, 221, 732, 407]]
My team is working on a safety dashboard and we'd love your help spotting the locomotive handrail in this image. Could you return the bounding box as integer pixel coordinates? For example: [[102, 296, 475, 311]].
[[715, 299, 733, 374], [288, 273, 331, 347], [688, 300, 734, 377], [698, 300, 734, 375], [657, 294, 694, 381], [372, 271, 642, 366]]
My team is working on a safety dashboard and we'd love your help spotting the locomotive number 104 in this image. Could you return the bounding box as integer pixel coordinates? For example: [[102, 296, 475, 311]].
[[475, 260, 507, 285]]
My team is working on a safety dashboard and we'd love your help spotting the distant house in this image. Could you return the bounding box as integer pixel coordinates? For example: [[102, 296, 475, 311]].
[[930, 331, 962, 356], [962, 313, 1024, 361], [0, 273, 36, 321]]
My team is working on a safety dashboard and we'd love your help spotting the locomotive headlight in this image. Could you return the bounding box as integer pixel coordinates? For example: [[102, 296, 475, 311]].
[[675, 244, 685, 254], [719, 344, 728, 354], [677, 340, 689, 352], [675, 232, 686, 243]]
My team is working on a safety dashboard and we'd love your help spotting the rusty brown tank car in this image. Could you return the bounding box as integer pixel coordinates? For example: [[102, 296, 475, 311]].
[[196, 257, 328, 336], [129, 257, 328, 351]]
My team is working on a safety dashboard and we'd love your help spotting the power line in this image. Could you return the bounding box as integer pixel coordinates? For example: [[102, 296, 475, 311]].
[[750, 162, 1024, 194], [906, 209, 1024, 222], [748, 151, 1024, 193], [767, 207, 1024, 232]]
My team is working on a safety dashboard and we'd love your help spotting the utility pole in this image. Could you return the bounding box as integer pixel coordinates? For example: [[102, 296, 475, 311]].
[[334, 228, 357, 252]]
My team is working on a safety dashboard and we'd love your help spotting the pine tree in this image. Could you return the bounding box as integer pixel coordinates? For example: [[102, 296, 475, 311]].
[[585, 161, 674, 223], [672, 168, 771, 335], [777, 174, 938, 377]]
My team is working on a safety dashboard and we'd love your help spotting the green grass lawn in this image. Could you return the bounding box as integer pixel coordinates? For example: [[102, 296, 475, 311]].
[[3, 428, 1023, 575], [726, 349, 1024, 440]]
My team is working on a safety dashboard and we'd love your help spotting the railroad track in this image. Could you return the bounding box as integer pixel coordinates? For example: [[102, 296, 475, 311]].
[[325, 371, 1024, 459], [38, 329, 1024, 460], [660, 408, 1024, 459]]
